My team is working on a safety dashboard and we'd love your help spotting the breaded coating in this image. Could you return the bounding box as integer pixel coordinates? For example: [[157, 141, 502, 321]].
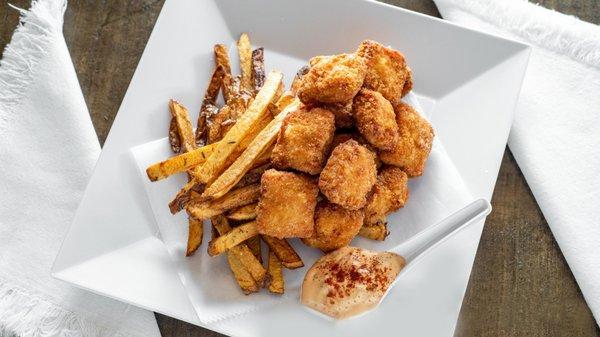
[[302, 202, 364, 252], [291, 65, 310, 95], [272, 107, 335, 175], [318, 140, 377, 210], [380, 102, 434, 177], [331, 132, 382, 168], [357, 40, 409, 102], [353, 88, 399, 151], [256, 169, 318, 238], [321, 101, 354, 128], [309, 55, 326, 67], [298, 53, 366, 104], [364, 166, 409, 226], [331, 132, 361, 150], [401, 66, 413, 97]]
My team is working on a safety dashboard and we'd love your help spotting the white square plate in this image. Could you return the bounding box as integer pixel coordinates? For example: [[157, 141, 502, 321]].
[[53, 0, 530, 336]]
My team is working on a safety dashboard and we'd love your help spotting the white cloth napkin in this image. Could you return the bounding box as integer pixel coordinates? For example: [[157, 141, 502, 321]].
[[0, 1, 160, 336], [433, 0, 600, 324]]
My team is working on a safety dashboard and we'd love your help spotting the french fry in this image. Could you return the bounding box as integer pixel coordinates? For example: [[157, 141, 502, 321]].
[[169, 127, 270, 213], [227, 252, 259, 294], [220, 86, 253, 137], [358, 223, 389, 241], [168, 117, 181, 153], [166, 100, 205, 255], [196, 65, 225, 147], [228, 75, 242, 103], [186, 217, 203, 256], [201, 99, 300, 200], [272, 91, 295, 116], [170, 180, 197, 213], [267, 82, 284, 116], [212, 215, 266, 286], [169, 100, 196, 153], [196, 103, 218, 148], [202, 65, 224, 107], [246, 235, 262, 263], [146, 142, 218, 182], [267, 249, 284, 294], [214, 44, 231, 75], [186, 183, 260, 220], [211, 224, 219, 240], [215, 44, 233, 103], [230, 244, 266, 287], [227, 89, 253, 121], [233, 163, 270, 189], [251, 146, 273, 168], [208, 221, 259, 256], [220, 113, 271, 168], [262, 235, 304, 269], [237, 33, 253, 92], [193, 71, 283, 185], [227, 202, 257, 221], [251, 47, 265, 93], [207, 105, 231, 144]]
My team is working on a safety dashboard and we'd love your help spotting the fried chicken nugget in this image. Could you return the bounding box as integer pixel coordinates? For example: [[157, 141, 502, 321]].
[[402, 66, 413, 97], [318, 140, 377, 210], [353, 88, 399, 151], [302, 202, 364, 252], [321, 101, 354, 129], [331, 132, 382, 168], [357, 40, 410, 102], [272, 107, 335, 175], [256, 169, 318, 238], [298, 53, 366, 104], [364, 166, 409, 226], [380, 102, 434, 177]]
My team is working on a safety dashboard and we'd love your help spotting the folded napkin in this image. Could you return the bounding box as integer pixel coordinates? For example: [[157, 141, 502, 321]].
[[434, 0, 600, 324], [0, 1, 160, 336]]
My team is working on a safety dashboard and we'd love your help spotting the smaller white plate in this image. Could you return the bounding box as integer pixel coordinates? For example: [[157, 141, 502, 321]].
[[130, 94, 473, 323]]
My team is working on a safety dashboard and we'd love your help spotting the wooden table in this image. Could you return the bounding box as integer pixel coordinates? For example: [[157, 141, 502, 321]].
[[1, 1, 599, 336]]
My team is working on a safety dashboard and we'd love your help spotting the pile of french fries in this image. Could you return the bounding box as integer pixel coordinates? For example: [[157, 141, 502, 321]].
[[146, 33, 302, 294]]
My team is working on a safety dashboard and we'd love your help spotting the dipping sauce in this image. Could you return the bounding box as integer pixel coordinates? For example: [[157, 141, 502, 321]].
[[301, 246, 405, 319]]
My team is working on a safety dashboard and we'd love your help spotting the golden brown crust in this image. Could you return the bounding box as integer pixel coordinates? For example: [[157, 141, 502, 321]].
[[379, 102, 434, 177], [298, 53, 366, 104], [401, 66, 413, 97], [256, 169, 318, 238], [321, 101, 354, 129], [302, 202, 364, 252], [291, 65, 310, 95], [353, 88, 399, 151], [330, 132, 382, 169], [271, 107, 335, 175], [364, 166, 409, 226], [358, 222, 389, 241], [168, 117, 181, 153], [318, 140, 377, 210], [331, 133, 361, 150], [357, 40, 409, 103]]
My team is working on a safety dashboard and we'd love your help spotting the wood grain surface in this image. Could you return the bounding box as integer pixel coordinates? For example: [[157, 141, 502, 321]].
[[1, 1, 598, 336]]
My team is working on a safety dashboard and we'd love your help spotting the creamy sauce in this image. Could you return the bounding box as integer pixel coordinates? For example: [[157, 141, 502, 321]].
[[301, 246, 405, 319]]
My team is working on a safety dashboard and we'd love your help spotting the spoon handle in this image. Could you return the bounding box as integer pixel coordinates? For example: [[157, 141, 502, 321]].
[[391, 198, 492, 264]]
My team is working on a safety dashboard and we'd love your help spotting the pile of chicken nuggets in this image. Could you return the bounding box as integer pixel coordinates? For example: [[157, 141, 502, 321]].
[[257, 40, 434, 251], [147, 36, 435, 295]]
